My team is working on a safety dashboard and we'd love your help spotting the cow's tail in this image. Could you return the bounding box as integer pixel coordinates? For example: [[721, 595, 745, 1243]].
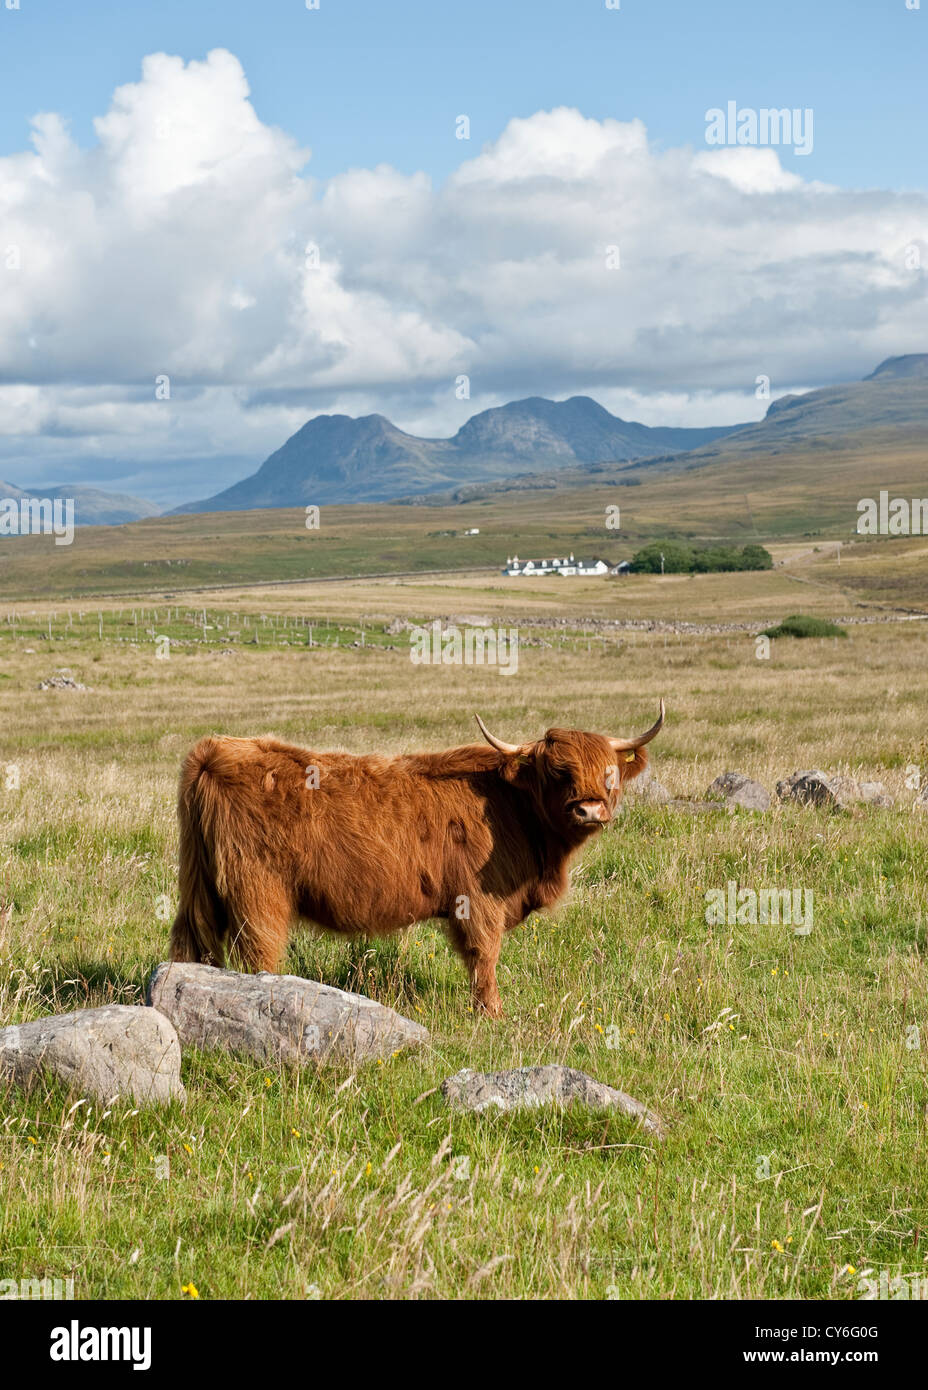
[[169, 739, 229, 967]]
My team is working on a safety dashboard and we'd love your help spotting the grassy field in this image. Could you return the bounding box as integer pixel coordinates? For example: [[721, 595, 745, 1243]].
[[1, 558, 927, 1300]]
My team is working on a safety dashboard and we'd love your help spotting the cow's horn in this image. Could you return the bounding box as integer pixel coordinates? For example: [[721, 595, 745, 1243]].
[[608, 698, 665, 751], [475, 714, 523, 755]]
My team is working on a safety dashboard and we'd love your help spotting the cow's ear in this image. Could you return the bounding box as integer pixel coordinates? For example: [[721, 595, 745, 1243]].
[[500, 752, 534, 783], [619, 747, 649, 783]]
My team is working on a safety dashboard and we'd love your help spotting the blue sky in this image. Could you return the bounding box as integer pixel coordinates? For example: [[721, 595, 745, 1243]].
[[0, 0, 926, 505], [2, 0, 925, 191]]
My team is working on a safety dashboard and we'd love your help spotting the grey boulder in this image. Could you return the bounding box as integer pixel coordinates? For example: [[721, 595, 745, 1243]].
[[441, 1065, 664, 1138], [627, 765, 673, 805], [706, 771, 771, 811], [828, 775, 865, 808], [147, 962, 429, 1065], [0, 1005, 184, 1106], [858, 781, 894, 808], [777, 769, 850, 810]]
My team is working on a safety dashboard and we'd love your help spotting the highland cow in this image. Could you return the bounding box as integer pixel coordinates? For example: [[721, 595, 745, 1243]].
[[169, 702, 664, 1017]]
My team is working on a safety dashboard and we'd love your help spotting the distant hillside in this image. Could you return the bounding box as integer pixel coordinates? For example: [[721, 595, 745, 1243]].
[[643, 355, 928, 472], [0, 481, 160, 527], [865, 354, 928, 382], [174, 395, 742, 513]]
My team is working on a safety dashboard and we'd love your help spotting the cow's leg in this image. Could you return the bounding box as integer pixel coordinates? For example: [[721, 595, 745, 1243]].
[[224, 874, 293, 974], [447, 900, 506, 1019]]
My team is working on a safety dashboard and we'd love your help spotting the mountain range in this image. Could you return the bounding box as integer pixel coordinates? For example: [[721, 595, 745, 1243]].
[[172, 397, 743, 513], [7, 355, 925, 525], [174, 355, 928, 514]]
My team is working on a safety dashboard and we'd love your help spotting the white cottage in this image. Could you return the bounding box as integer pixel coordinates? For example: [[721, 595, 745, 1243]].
[[502, 553, 610, 578]]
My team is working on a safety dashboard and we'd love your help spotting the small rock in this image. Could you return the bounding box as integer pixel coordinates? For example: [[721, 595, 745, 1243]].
[[627, 766, 673, 804], [913, 786, 928, 813], [828, 775, 863, 808], [858, 781, 894, 808], [441, 1065, 664, 1138], [706, 771, 771, 811], [384, 617, 410, 636], [776, 769, 849, 810], [0, 1005, 184, 1106], [147, 962, 429, 1065]]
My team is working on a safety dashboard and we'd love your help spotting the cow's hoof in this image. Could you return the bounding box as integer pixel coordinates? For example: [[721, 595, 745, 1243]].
[[476, 998, 505, 1020]]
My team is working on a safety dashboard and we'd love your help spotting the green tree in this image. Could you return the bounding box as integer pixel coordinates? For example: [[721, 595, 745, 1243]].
[[628, 542, 695, 573], [630, 541, 773, 574], [739, 544, 774, 571]]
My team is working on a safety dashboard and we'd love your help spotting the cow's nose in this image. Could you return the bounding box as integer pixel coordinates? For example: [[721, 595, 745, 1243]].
[[577, 800, 610, 823]]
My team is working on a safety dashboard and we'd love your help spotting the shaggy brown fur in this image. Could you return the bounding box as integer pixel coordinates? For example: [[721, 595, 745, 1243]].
[[169, 720, 655, 1017]]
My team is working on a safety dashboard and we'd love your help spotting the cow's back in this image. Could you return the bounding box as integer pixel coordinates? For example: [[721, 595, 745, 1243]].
[[184, 733, 540, 935]]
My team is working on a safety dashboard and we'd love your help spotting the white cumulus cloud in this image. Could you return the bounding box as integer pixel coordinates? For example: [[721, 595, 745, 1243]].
[[0, 51, 925, 504]]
